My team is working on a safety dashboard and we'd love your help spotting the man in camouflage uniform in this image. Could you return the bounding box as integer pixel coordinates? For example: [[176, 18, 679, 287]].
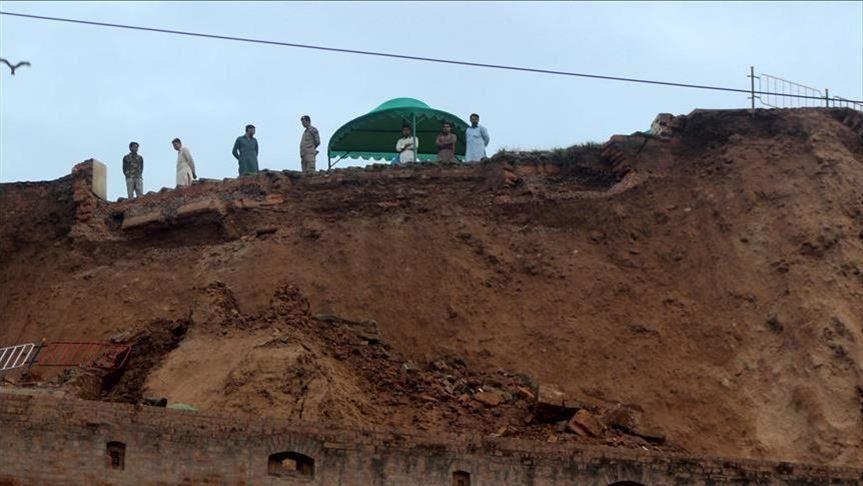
[[299, 115, 320, 173], [122, 141, 144, 199]]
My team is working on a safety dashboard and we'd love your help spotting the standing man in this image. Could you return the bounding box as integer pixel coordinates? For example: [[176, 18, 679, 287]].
[[232, 124, 259, 176], [465, 113, 490, 162], [172, 138, 197, 188], [299, 115, 320, 173], [395, 124, 418, 163], [435, 121, 457, 162], [122, 141, 144, 199]]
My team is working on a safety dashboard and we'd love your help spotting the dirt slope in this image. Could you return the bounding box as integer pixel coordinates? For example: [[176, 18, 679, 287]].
[[1, 108, 861, 467]]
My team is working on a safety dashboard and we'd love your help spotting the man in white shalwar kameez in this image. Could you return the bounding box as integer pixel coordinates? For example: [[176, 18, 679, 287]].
[[465, 113, 490, 162], [395, 125, 419, 163], [172, 138, 197, 188]]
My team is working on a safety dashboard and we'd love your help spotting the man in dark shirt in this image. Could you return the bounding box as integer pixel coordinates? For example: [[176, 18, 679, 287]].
[[436, 122, 457, 162], [232, 124, 259, 176], [122, 141, 144, 199]]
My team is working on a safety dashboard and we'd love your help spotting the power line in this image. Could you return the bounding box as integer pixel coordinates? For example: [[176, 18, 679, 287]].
[[1, 10, 860, 104]]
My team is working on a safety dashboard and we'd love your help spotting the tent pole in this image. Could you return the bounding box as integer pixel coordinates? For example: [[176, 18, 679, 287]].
[[329, 152, 351, 169], [412, 112, 417, 163]]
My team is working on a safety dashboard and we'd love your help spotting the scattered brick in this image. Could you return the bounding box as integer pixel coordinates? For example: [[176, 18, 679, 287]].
[[474, 391, 503, 407], [566, 409, 603, 437], [534, 383, 576, 423], [122, 211, 165, 230], [175, 198, 226, 219]]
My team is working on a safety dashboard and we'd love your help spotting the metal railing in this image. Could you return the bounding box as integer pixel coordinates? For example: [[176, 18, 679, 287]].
[[0, 341, 131, 373], [0, 343, 35, 372], [829, 96, 863, 110], [34, 341, 131, 369], [748, 66, 862, 111]]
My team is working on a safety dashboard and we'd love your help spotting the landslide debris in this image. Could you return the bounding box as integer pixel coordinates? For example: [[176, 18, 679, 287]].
[[93, 281, 676, 451]]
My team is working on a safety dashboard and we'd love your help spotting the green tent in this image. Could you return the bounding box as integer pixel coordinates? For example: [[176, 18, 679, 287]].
[[327, 98, 469, 168]]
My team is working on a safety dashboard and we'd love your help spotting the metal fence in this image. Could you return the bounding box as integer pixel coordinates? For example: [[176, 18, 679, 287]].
[[748, 66, 863, 111], [0, 343, 35, 372], [0, 341, 131, 373]]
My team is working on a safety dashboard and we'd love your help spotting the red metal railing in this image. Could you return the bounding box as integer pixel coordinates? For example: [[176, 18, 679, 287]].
[[30, 341, 131, 370]]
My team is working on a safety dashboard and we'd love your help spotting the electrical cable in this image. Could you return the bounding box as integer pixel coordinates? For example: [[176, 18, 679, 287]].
[[1, 10, 860, 104]]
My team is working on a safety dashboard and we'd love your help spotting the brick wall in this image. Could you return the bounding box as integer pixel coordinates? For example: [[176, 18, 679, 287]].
[[0, 159, 108, 253], [0, 175, 75, 255], [4, 157, 618, 247], [69, 159, 113, 241], [0, 394, 860, 485]]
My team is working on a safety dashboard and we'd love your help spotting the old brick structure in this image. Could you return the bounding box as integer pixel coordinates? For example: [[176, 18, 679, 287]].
[[0, 394, 860, 485]]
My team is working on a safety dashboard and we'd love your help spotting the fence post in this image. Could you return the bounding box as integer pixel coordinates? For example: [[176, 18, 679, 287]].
[[28, 338, 45, 370], [749, 66, 756, 109], [825, 88, 830, 107]]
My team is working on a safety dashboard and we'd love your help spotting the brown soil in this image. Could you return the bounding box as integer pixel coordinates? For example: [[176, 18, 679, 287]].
[[1, 108, 861, 466]]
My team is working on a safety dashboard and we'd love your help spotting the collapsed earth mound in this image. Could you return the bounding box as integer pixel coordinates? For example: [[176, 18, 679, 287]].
[[92, 281, 672, 452]]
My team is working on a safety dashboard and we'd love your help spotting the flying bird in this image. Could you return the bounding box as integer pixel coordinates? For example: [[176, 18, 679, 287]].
[[0, 58, 31, 75]]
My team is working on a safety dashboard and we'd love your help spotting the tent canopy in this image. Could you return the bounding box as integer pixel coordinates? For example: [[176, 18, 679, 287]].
[[328, 98, 469, 164]]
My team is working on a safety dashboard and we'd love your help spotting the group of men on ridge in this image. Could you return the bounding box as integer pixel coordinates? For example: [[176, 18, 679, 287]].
[[394, 113, 490, 164], [121, 112, 489, 200], [121, 116, 319, 199]]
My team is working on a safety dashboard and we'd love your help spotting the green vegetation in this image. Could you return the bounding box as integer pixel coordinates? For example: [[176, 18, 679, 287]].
[[546, 141, 604, 164], [490, 141, 605, 166]]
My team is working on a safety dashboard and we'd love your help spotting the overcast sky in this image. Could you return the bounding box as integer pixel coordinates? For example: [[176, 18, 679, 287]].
[[1, 1, 861, 200]]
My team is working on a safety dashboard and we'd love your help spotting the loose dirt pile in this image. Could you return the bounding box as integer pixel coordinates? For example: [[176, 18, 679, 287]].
[[97, 280, 672, 451], [1, 108, 861, 467]]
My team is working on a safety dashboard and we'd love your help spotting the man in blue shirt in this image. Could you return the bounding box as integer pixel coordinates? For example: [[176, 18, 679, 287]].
[[465, 113, 490, 162], [232, 124, 259, 176]]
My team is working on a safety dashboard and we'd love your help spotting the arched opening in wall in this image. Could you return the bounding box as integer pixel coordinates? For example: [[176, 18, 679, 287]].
[[609, 482, 645, 486], [268, 451, 314, 479], [106, 441, 126, 470], [452, 470, 471, 486]]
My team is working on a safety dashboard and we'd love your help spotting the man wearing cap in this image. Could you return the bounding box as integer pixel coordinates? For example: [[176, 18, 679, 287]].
[[232, 124, 259, 176], [122, 141, 144, 199], [299, 115, 320, 173]]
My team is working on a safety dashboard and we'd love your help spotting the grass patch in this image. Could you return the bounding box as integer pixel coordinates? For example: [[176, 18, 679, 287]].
[[491, 141, 605, 166], [549, 141, 604, 164]]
